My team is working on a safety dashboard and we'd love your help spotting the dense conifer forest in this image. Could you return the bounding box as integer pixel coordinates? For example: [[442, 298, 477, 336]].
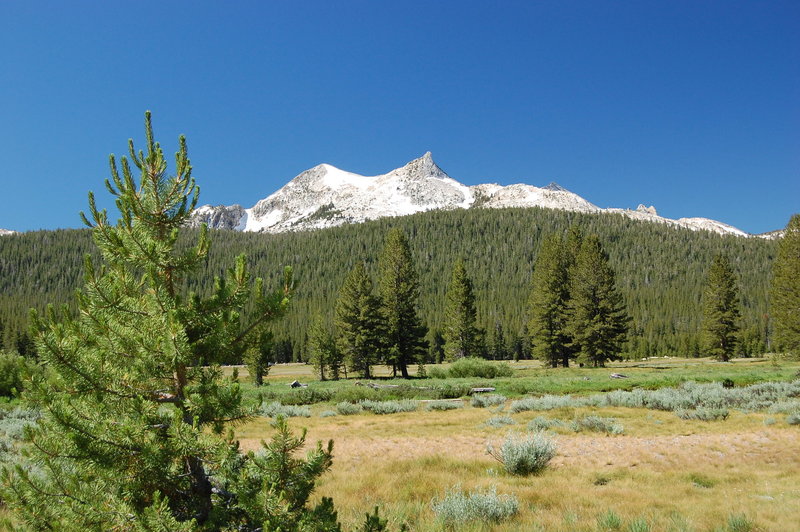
[[0, 206, 775, 362]]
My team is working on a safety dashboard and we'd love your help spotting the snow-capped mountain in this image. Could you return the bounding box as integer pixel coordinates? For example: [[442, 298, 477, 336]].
[[190, 153, 754, 237], [0, 229, 16, 236]]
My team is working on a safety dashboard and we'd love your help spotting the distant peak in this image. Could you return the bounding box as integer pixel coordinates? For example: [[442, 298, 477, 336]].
[[400, 151, 449, 181], [542, 182, 567, 192], [636, 204, 658, 216]]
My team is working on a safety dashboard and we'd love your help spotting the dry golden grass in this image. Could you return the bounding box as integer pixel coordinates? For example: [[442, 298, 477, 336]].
[[238, 402, 800, 531]]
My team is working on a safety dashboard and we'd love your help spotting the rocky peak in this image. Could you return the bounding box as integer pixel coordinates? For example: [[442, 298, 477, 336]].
[[542, 182, 568, 192], [390, 152, 449, 182], [636, 204, 657, 216]]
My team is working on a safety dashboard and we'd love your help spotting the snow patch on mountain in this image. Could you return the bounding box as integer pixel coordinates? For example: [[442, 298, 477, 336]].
[[0, 229, 16, 236], [189, 153, 756, 238]]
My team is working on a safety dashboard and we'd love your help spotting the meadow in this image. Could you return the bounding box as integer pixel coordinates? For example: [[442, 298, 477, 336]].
[[232, 357, 800, 531]]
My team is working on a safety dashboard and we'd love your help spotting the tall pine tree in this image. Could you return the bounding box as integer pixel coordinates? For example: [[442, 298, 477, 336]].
[[701, 254, 741, 361], [443, 259, 480, 360], [567, 234, 629, 366], [377, 228, 428, 378], [335, 261, 383, 378], [308, 316, 341, 380], [0, 113, 349, 530], [528, 234, 571, 367], [770, 214, 800, 356]]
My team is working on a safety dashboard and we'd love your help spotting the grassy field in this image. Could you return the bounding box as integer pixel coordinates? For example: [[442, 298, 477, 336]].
[[3, 357, 798, 531], [233, 357, 800, 531]]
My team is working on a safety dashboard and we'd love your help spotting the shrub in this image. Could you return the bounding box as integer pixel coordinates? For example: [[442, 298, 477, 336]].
[[787, 413, 800, 425], [763, 417, 776, 426], [768, 400, 800, 414], [0, 407, 41, 464], [675, 407, 729, 421], [571, 415, 624, 435], [487, 431, 556, 475], [527, 416, 564, 432], [427, 366, 449, 379], [0, 352, 27, 397], [425, 400, 463, 411], [431, 485, 518, 524], [471, 394, 507, 408], [596, 509, 623, 530], [335, 402, 364, 415], [319, 410, 337, 418], [433, 383, 472, 399], [360, 400, 418, 415], [510, 394, 582, 413], [448, 357, 514, 379], [483, 415, 515, 428], [259, 402, 311, 418], [280, 387, 334, 405], [332, 387, 381, 404]]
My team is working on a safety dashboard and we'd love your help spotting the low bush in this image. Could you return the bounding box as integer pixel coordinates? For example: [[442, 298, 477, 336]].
[[432, 383, 472, 399], [360, 399, 418, 415], [571, 415, 624, 435], [331, 386, 381, 404], [675, 407, 729, 421], [448, 357, 514, 379], [483, 415, 515, 428], [431, 485, 518, 524], [427, 366, 448, 379], [425, 400, 463, 411], [319, 410, 337, 418], [527, 416, 564, 432], [0, 407, 40, 464], [768, 400, 800, 414], [487, 431, 556, 475], [471, 394, 507, 408], [259, 402, 311, 418], [279, 387, 334, 405], [510, 394, 578, 413], [787, 413, 800, 425], [335, 402, 363, 415]]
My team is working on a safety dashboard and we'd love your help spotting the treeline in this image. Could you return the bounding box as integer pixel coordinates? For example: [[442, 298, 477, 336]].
[[0, 206, 776, 361]]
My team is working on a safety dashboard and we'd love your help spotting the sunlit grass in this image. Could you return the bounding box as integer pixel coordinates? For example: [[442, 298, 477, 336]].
[[233, 356, 800, 530]]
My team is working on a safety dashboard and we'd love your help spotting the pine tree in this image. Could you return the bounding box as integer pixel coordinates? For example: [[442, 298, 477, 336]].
[[567, 235, 630, 366], [0, 113, 345, 530], [335, 261, 383, 378], [442, 259, 480, 360], [701, 254, 741, 361], [308, 317, 341, 380], [528, 234, 570, 367], [429, 329, 445, 364], [490, 320, 508, 360], [770, 214, 800, 356], [377, 228, 428, 378]]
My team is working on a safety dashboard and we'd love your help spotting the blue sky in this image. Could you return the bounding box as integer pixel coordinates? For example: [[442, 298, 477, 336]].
[[1, 1, 797, 234]]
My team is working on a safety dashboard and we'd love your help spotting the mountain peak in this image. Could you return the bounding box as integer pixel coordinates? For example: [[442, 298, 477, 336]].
[[395, 152, 449, 182], [189, 155, 752, 238], [542, 182, 567, 192]]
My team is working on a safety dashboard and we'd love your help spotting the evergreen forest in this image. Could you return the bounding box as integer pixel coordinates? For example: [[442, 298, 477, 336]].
[[0, 207, 776, 363]]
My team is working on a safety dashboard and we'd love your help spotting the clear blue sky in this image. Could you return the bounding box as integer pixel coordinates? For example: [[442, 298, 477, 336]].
[[1, 1, 797, 234]]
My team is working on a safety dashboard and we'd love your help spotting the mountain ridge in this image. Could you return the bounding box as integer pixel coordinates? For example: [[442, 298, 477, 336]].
[[184, 153, 762, 238]]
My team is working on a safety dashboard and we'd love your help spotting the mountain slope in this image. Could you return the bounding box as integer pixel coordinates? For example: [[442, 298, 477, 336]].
[[191, 153, 754, 237]]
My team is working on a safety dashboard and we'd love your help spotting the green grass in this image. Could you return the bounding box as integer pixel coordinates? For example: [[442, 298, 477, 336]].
[[236, 357, 799, 409]]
